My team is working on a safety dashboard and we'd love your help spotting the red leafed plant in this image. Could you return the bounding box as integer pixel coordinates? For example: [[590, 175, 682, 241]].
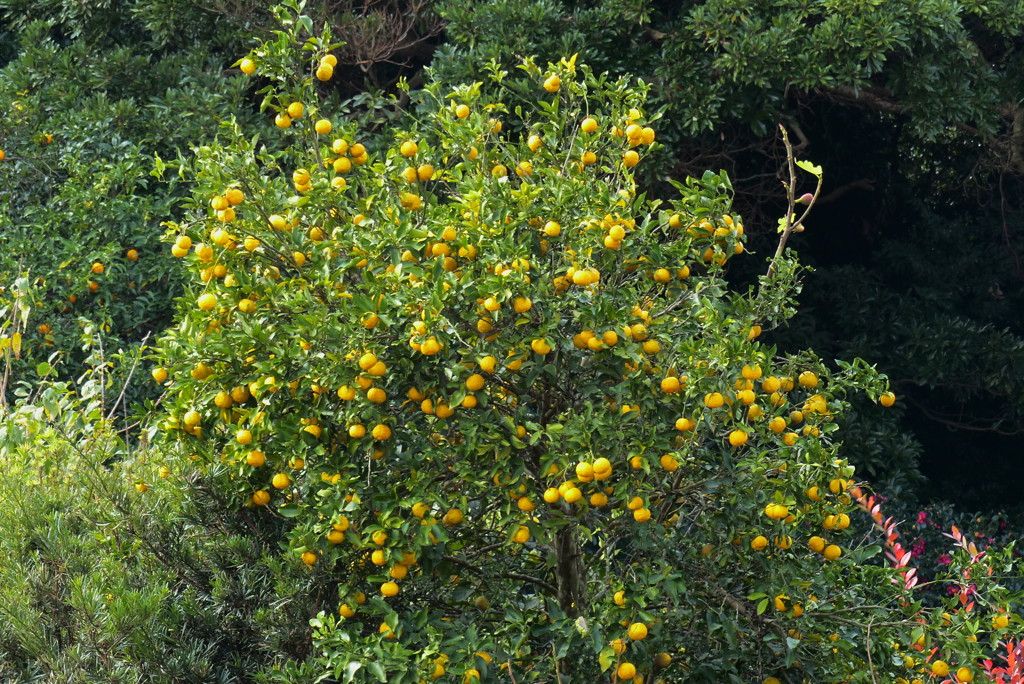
[[982, 641, 1024, 683], [850, 486, 919, 590], [853, 486, 1024, 681]]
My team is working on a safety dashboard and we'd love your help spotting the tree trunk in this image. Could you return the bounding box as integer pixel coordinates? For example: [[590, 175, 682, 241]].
[[554, 525, 585, 616]]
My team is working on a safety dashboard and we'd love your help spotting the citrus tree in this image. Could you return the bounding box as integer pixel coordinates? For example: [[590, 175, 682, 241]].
[[152, 4, 1021, 682]]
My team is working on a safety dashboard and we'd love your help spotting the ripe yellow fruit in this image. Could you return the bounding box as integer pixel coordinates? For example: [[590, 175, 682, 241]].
[[659, 454, 679, 472], [808, 536, 826, 553], [512, 526, 530, 543], [798, 371, 818, 388], [151, 367, 168, 383], [623, 150, 640, 167], [543, 74, 560, 92], [381, 581, 399, 597], [239, 58, 256, 74], [246, 450, 266, 467], [727, 430, 749, 447], [575, 462, 595, 481], [581, 116, 598, 133], [252, 490, 270, 506], [372, 424, 392, 441], [633, 508, 651, 522], [563, 487, 582, 503], [316, 63, 334, 81], [455, 103, 470, 119], [956, 666, 974, 682], [617, 663, 636, 680], [443, 508, 463, 525], [543, 488, 560, 503], [348, 424, 366, 438], [627, 622, 647, 640], [750, 535, 768, 551], [400, 140, 418, 157], [235, 429, 253, 445], [823, 544, 842, 561], [704, 392, 724, 408], [880, 391, 896, 407], [286, 101, 304, 119], [993, 614, 1010, 629], [272, 472, 291, 489], [275, 113, 292, 128], [358, 352, 378, 370], [931, 661, 950, 677], [338, 603, 355, 618], [654, 652, 672, 668], [197, 293, 217, 310], [530, 338, 552, 355], [314, 119, 332, 135]]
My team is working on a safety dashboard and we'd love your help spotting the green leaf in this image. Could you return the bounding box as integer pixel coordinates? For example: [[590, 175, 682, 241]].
[[756, 598, 770, 615], [796, 160, 823, 177], [278, 503, 301, 517], [598, 646, 616, 671]]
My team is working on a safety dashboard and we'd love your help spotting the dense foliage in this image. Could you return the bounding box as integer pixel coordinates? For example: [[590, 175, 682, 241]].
[[0, 1, 1022, 682]]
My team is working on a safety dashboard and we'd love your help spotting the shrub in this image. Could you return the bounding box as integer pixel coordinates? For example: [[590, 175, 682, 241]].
[[151, 5, 1022, 682]]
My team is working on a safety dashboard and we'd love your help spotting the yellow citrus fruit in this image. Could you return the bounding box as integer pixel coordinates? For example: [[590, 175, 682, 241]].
[[616, 663, 636, 680], [272, 472, 291, 489], [627, 622, 647, 640], [880, 391, 896, 407], [728, 430, 749, 447], [246, 450, 266, 467], [400, 140, 418, 157], [932, 661, 950, 677], [239, 58, 256, 74], [751, 535, 768, 551], [252, 490, 270, 506], [381, 581, 399, 597], [823, 544, 842, 561], [315, 119, 332, 135], [197, 293, 217, 310]]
